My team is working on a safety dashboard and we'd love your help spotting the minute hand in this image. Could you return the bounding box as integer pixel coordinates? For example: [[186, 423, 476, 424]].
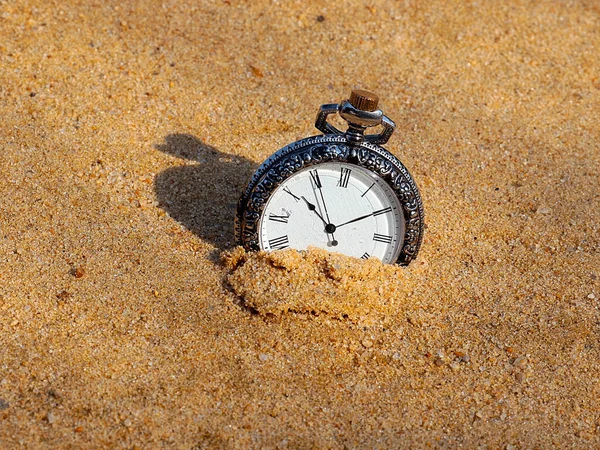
[[335, 211, 375, 228]]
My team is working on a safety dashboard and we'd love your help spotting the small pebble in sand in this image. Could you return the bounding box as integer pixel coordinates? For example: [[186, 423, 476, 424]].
[[454, 351, 470, 362], [588, 293, 596, 300], [515, 372, 525, 382], [249, 65, 264, 78], [56, 290, 71, 301], [0, 398, 8, 410], [536, 206, 551, 215], [46, 412, 56, 424], [513, 356, 528, 369], [434, 356, 444, 367], [362, 339, 373, 348], [72, 267, 85, 278], [259, 353, 269, 362]]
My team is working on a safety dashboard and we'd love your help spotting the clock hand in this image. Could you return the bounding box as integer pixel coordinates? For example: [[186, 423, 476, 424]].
[[301, 196, 327, 226], [308, 169, 334, 223], [335, 211, 374, 228], [318, 188, 331, 223], [308, 170, 338, 246], [316, 191, 338, 246], [336, 206, 393, 228], [301, 196, 338, 246]]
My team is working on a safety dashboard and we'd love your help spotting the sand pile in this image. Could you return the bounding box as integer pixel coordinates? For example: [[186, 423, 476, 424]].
[[223, 247, 419, 323]]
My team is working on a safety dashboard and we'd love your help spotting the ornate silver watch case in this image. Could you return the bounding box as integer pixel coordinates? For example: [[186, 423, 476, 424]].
[[235, 90, 424, 265]]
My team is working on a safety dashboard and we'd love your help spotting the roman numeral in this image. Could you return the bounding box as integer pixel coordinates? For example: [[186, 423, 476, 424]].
[[373, 206, 392, 216], [373, 233, 392, 244], [338, 167, 351, 188], [361, 182, 375, 197], [361, 252, 370, 260], [269, 213, 289, 223], [268, 235, 289, 250], [309, 170, 322, 188], [283, 187, 300, 202]]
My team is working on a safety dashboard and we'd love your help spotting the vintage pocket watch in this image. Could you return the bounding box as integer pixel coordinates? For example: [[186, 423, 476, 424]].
[[235, 89, 424, 265]]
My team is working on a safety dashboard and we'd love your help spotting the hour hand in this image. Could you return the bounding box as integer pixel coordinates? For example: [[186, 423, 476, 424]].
[[301, 196, 328, 226]]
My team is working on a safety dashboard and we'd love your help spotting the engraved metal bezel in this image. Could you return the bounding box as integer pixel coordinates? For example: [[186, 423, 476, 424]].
[[234, 135, 424, 265]]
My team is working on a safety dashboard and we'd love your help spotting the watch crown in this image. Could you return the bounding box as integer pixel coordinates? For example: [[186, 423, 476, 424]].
[[349, 89, 379, 112]]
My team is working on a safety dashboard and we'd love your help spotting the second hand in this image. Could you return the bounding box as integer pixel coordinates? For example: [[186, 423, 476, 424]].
[[309, 170, 338, 246]]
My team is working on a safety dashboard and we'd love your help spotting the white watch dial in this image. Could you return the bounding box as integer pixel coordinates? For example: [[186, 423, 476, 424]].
[[258, 161, 405, 264]]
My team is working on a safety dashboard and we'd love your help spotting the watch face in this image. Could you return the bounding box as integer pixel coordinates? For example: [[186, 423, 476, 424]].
[[235, 135, 424, 265], [258, 162, 404, 264]]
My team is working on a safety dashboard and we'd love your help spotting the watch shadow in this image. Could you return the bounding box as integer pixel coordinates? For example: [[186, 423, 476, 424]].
[[153, 134, 257, 252]]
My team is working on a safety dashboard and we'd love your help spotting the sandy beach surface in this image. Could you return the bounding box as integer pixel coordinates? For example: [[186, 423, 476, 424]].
[[1, 0, 599, 448]]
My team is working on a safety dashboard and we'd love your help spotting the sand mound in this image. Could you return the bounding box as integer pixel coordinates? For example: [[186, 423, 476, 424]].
[[223, 247, 417, 323]]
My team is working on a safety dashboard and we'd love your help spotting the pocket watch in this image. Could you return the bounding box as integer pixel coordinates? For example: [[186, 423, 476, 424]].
[[235, 89, 424, 265]]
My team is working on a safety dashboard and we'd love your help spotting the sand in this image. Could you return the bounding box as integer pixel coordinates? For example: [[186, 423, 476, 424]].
[[1, 0, 599, 448], [223, 247, 421, 324]]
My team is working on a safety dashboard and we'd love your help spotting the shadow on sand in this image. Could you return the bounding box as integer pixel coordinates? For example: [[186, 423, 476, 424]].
[[154, 134, 256, 251]]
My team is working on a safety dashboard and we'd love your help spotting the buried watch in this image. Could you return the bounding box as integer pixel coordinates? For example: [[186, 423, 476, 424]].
[[235, 89, 424, 265]]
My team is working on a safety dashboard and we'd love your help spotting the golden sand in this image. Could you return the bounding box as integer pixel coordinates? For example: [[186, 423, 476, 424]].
[[224, 247, 420, 324], [1, 0, 599, 447]]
